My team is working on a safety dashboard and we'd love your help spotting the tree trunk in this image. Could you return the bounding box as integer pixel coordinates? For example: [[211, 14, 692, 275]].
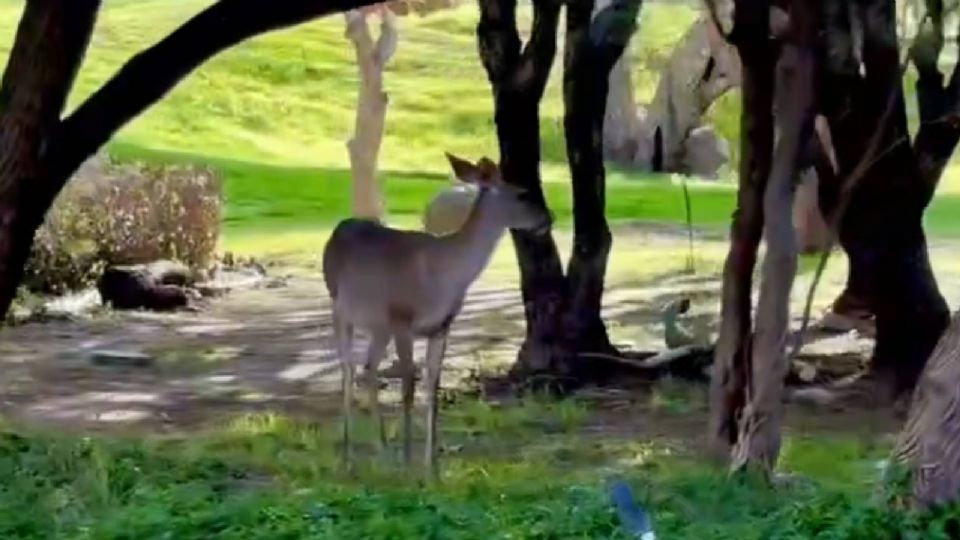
[[0, 0, 384, 322], [562, 0, 642, 370], [895, 311, 960, 508], [0, 1, 102, 318], [477, 0, 570, 384], [477, 0, 642, 387], [730, 0, 819, 472], [345, 9, 397, 220], [820, 0, 949, 400], [707, 0, 777, 459]]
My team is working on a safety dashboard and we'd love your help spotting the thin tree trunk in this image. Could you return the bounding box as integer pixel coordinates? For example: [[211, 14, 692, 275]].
[[708, 0, 777, 458], [563, 0, 643, 370], [731, 0, 818, 472], [345, 9, 397, 220]]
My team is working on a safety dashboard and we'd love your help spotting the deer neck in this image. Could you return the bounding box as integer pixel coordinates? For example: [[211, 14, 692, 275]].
[[430, 190, 505, 291]]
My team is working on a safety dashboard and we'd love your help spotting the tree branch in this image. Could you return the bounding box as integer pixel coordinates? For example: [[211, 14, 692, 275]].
[[911, 0, 960, 205], [48, 0, 380, 185], [374, 11, 399, 68], [477, 0, 523, 88], [0, 0, 100, 197], [513, 0, 561, 98], [589, 0, 643, 72]]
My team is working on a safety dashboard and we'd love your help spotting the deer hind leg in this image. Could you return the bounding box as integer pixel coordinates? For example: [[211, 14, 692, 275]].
[[394, 330, 416, 466], [365, 330, 391, 451], [334, 312, 356, 472], [424, 330, 448, 480]]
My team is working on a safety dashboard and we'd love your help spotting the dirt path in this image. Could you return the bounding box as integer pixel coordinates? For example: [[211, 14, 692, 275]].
[[0, 229, 956, 445]]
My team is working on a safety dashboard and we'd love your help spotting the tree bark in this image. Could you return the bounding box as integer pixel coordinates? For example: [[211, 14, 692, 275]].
[[477, 0, 642, 387], [730, 0, 819, 473], [820, 0, 949, 399], [895, 311, 960, 508], [0, 0, 382, 321], [477, 0, 570, 383], [890, 1, 960, 509], [0, 0, 102, 318], [562, 0, 643, 372], [708, 0, 777, 459], [345, 9, 397, 220]]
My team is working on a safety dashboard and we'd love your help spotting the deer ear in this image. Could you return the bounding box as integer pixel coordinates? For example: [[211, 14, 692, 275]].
[[476, 157, 501, 186], [446, 152, 481, 184]]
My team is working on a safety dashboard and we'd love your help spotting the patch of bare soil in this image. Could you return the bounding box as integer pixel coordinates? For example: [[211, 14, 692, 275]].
[[0, 229, 956, 451]]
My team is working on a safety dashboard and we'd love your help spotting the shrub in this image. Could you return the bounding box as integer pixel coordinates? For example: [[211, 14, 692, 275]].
[[23, 155, 222, 294]]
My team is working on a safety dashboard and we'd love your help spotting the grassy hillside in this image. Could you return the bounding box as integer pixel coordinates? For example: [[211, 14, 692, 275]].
[[2, 0, 960, 238], [0, 0, 699, 175]]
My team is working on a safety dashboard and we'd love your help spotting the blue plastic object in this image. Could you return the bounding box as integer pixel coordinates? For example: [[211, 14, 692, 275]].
[[608, 480, 656, 540]]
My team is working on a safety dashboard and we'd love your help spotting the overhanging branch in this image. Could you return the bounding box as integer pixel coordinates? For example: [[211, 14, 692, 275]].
[[48, 0, 380, 184]]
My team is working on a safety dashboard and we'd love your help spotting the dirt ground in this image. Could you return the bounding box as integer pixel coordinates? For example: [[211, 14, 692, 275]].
[[0, 228, 956, 450]]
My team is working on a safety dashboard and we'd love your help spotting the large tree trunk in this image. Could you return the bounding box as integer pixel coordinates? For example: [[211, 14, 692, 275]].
[[820, 0, 950, 400], [0, 1, 102, 317], [345, 9, 397, 220], [895, 311, 960, 508]]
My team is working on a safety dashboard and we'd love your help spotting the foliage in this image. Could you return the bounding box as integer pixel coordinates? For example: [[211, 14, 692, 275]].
[[23, 156, 221, 294], [0, 397, 957, 539]]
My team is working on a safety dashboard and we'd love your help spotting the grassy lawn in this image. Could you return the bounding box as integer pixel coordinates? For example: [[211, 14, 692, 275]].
[[5, 1, 960, 537], [111, 143, 960, 258], [0, 402, 951, 540]]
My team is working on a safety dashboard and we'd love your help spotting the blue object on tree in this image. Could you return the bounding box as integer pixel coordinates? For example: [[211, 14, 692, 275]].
[[608, 480, 656, 540]]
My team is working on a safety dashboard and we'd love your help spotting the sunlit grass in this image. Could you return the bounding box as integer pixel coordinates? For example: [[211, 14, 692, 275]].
[[0, 400, 949, 539]]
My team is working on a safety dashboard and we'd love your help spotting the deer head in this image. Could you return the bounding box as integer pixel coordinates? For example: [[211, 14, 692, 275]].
[[444, 153, 552, 234]]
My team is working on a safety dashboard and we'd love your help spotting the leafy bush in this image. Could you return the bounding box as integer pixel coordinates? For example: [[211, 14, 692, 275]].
[[23, 155, 222, 294]]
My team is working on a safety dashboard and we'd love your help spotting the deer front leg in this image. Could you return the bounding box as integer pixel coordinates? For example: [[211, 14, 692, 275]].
[[394, 330, 415, 466], [365, 330, 391, 451], [424, 330, 448, 479], [334, 313, 356, 472]]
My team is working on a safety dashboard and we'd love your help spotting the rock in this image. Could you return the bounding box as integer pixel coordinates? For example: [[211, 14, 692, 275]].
[[89, 350, 155, 368], [642, 15, 739, 172], [422, 184, 478, 236], [43, 289, 102, 319], [144, 260, 193, 287], [195, 263, 271, 296], [683, 125, 729, 180], [98, 265, 190, 312]]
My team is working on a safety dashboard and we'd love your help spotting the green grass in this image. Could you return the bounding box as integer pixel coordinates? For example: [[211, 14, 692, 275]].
[[5, 3, 960, 537], [111, 143, 960, 256], [0, 401, 955, 540], [0, 0, 700, 176]]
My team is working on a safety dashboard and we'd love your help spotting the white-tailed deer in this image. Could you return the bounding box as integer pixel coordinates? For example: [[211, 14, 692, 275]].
[[322, 153, 551, 476]]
